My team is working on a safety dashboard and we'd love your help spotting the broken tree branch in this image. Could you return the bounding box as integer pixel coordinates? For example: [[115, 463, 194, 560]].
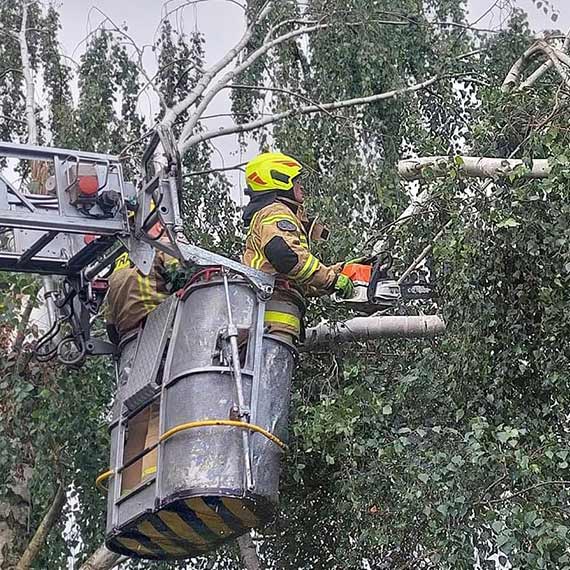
[[502, 32, 570, 92], [520, 30, 570, 89], [15, 486, 65, 570], [397, 156, 550, 181], [179, 74, 446, 154], [302, 315, 445, 351], [536, 40, 570, 88]]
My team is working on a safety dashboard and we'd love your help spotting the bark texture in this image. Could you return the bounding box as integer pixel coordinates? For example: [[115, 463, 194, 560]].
[[0, 466, 32, 569], [78, 546, 121, 570], [237, 533, 261, 570], [302, 315, 446, 351], [398, 156, 550, 181], [16, 486, 65, 570]]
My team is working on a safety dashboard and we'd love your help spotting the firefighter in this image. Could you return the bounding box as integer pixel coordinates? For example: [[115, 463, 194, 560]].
[[104, 231, 180, 343], [242, 152, 354, 344], [104, 222, 182, 492]]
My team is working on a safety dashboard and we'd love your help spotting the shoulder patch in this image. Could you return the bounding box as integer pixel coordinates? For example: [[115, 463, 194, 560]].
[[277, 220, 298, 232]]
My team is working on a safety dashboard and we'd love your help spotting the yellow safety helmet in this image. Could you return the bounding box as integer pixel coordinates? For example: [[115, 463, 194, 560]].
[[245, 152, 303, 192]]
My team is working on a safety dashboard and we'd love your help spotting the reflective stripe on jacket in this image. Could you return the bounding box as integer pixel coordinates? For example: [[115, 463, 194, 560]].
[[243, 201, 341, 297], [265, 296, 302, 338], [104, 250, 179, 336]]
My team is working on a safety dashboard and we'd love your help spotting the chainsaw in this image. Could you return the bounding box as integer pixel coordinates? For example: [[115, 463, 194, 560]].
[[335, 252, 434, 314]]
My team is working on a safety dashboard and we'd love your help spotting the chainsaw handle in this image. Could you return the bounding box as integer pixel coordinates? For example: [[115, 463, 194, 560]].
[[367, 252, 393, 302]]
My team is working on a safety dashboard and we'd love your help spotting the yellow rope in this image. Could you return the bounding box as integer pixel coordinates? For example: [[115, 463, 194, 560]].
[[96, 469, 114, 492], [95, 419, 287, 493], [160, 419, 288, 450]]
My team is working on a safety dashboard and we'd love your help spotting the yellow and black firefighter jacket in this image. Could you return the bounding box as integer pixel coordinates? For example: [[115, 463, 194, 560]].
[[243, 200, 342, 339], [104, 249, 179, 337]]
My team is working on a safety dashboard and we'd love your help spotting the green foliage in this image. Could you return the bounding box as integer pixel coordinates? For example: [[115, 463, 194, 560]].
[[227, 2, 570, 569]]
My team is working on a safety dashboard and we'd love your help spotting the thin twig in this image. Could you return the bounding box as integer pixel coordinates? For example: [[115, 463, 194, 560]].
[[184, 161, 247, 177], [91, 7, 168, 110], [226, 83, 337, 118], [484, 480, 570, 505]]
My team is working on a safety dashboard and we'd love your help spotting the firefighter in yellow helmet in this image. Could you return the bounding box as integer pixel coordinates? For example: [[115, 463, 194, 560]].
[[242, 152, 354, 344]]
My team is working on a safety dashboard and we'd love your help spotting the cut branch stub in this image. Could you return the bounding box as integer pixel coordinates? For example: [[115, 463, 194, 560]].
[[397, 156, 551, 181]]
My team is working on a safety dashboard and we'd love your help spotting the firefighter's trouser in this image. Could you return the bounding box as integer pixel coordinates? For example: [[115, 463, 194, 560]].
[[264, 296, 302, 345]]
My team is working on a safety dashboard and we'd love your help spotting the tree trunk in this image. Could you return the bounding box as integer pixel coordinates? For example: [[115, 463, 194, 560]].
[[16, 486, 65, 570], [0, 5, 62, 569], [397, 156, 550, 181], [78, 546, 122, 570], [0, 466, 32, 568], [302, 315, 446, 351], [237, 533, 261, 570]]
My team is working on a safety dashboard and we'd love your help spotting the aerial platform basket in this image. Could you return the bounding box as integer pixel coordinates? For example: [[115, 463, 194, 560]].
[[102, 268, 295, 560]]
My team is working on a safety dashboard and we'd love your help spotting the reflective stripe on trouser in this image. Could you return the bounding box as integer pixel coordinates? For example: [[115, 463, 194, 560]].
[[264, 299, 302, 340]]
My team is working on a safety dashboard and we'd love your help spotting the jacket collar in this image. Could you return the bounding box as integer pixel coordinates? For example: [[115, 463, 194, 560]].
[[242, 193, 303, 227]]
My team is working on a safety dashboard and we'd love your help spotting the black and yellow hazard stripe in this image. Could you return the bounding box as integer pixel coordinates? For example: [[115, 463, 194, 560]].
[[172, 498, 223, 544], [205, 496, 258, 530], [137, 517, 189, 557], [108, 495, 271, 560], [112, 525, 165, 559], [157, 508, 210, 550], [220, 496, 260, 528]]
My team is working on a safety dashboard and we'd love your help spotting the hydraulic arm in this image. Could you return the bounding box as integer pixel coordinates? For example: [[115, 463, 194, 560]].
[[0, 135, 273, 365]]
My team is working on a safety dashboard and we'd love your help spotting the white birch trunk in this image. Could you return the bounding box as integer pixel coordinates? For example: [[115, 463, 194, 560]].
[[0, 4, 62, 569], [397, 156, 550, 181], [78, 546, 122, 570], [19, 2, 37, 145]]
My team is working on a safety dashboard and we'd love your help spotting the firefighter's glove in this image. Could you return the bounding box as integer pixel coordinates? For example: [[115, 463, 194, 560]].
[[334, 274, 354, 299]]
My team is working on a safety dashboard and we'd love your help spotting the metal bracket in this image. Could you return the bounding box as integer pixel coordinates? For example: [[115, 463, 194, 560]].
[[0, 174, 37, 212], [159, 239, 274, 299], [86, 338, 116, 356], [125, 236, 155, 277]]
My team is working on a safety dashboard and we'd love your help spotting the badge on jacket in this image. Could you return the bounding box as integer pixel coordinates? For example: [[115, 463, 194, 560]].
[[277, 220, 297, 232]]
